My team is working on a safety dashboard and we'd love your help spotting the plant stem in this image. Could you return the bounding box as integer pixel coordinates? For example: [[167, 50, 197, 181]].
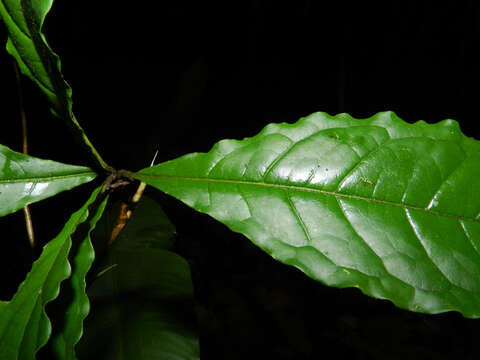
[[108, 151, 158, 245], [70, 113, 113, 172], [22, 207, 35, 248], [13, 61, 35, 248]]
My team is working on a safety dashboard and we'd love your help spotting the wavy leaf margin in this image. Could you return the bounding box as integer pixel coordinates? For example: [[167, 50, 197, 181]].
[[0, 185, 107, 359], [134, 111, 480, 318]]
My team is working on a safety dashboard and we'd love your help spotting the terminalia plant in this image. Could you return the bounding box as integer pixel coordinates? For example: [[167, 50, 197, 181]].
[[1, 1, 479, 359]]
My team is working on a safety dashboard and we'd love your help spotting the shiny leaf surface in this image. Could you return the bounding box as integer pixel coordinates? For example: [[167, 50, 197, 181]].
[[0, 0, 110, 169], [0, 186, 106, 360], [135, 111, 480, 318], [0, 144, 96, 217], [78, 196, 200, 359]]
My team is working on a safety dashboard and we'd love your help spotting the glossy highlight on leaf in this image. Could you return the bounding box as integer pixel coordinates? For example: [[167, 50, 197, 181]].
[[0, 144, 96, 217], [135, 111, 480, 318], [0, 185, 106, 360]]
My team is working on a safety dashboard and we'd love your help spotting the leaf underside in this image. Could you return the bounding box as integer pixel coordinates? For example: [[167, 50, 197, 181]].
[[0, 0, 109, 169], [0, 185, 107, 360], [135, 111, 480, 318], [0, 144, 96, 217], [0, 0, 67, 116]]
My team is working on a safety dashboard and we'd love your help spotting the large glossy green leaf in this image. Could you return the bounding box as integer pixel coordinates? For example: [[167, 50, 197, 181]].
[[78, 196, 200, 360], [0, 185, 106, 360], [134, 111, 480, 318], [0, 143, 96, 217], [47, 193, 109, 360], [0, 0, 109, 170]]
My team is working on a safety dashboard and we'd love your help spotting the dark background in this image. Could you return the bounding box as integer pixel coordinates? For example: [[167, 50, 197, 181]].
[[1, 1, 480, 359]]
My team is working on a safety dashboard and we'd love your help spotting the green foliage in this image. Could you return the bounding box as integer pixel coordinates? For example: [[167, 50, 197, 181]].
[[0, 186, 107, 360], [0, 0, 109, 169], [0, 0, 64, 114], [109, 196, 176, 250], [0, 144, 96, 217], [48, 192, 109, 360], [0, 0, 479, 359], [134, 111, 480, 317], [78, 197, 199, 360]]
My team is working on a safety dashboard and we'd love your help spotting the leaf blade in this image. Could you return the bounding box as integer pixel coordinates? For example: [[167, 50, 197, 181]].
[[47, 192, 109, 360], [0, 185, 106, 360], [78, 196, 200, 360], [0, 144, 97, 217], [134, 111, 480, 318], [0, 0, 110, 170]]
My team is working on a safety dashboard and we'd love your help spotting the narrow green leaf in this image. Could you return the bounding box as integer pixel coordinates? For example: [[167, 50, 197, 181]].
[[134, 111, 480, 318], [0, 185, 105, 360], [0, 0, 110, 170], [47, 192, 109, 360], [0, 143, 96, 217], [78, 196, 200, 360]]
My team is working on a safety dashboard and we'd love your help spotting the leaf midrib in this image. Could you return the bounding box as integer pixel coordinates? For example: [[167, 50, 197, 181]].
[[0, 171, 96, 184], [136, 174, 479, 224], [0, 1, 56, 94]]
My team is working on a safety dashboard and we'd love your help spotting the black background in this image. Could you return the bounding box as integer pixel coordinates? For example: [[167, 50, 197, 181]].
[[1, 1, 480, 359]]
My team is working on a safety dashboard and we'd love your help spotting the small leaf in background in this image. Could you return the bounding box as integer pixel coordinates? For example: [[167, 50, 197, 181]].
[[114, 196, 176, 250], [78, 196, 200, 360], [134, 111, 480, 318], [0, 185, 106, 360], [0, 144, 96, 217]]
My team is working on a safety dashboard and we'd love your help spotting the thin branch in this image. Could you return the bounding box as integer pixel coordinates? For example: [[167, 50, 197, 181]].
[[23, 207, 35, 247], [14, 61, 35, 248], [108, 150, 159, 245]]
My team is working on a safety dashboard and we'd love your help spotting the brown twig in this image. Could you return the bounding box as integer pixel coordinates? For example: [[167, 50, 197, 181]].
[[107, 151, 158, 245], [14, 62, 35, 248]]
